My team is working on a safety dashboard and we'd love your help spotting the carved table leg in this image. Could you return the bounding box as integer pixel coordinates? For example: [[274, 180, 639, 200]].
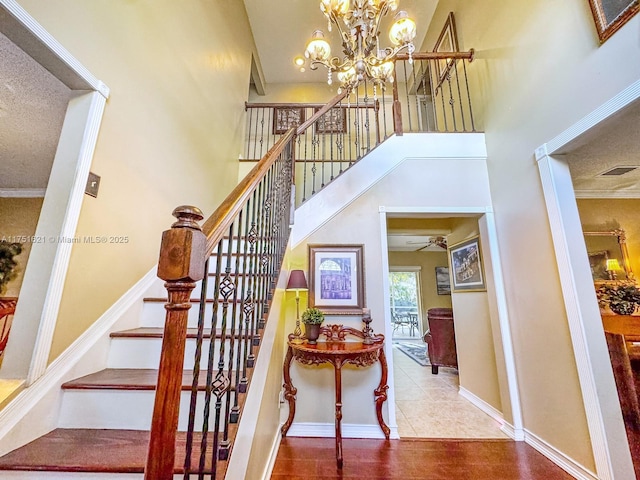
[[374, 348, 391, 439], [334, 361, 343, 469], [280, 346, 296, 436]]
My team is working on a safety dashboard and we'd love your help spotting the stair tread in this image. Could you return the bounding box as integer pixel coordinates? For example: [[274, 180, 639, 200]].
[[61, 368, 231, 391], [110, 327, 241, 339], [0, 428, 219, 474]]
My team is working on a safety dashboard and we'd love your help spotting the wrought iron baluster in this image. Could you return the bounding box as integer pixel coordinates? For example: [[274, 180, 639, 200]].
[[259, 107, 266, 159], [381, 87, 388, 138], [402, 61, 413, 132], [246, 106, 253, 161], [445, 74, 457, 132], [182, 257, 209, 479], [411, 60, 421, 132], [355, 87, 361, 160], [462, 60, 476, 132], [347, 98, 354, 166], [452, 60, 467, 131], [197, 240, 223, 479], [252, 108, 259, 161], [364, 79, 371, 154]]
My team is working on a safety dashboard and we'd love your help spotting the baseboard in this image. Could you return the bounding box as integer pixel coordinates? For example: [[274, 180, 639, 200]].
[[0, 267, 157, 453], [458, 386, 504, 424], [524, 428, 598, 480], [261, 426, 282, 480], [500, 421, 524, 441], [286, 422, 388, 439]]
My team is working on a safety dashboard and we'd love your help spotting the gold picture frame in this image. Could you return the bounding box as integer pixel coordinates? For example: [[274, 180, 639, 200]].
[[587, 0, 639, 43], [448, 236, 486, 292], [433, 12, 460, 88]]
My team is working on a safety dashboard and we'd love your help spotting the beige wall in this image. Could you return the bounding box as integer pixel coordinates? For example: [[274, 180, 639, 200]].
[[285, 152, 497, 426], [423, 0, 640, 472], [0, 198, 43, 297], [577, 198, 640, 278], [388, 250, 451, 334], [18, 0, 258, 361]]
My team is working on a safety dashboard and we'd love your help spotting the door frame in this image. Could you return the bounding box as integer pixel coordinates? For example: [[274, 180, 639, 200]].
[[0, 0, 109, 384], [535, 79, 640, 480]]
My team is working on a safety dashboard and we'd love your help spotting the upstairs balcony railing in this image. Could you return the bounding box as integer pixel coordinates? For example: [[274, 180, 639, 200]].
[[245, 50, 475, 204]]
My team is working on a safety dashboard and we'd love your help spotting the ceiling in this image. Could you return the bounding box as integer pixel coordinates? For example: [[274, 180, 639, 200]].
[[0, 31, 71, 190], [243, 0, 438, 85], [562, 100, 640, 198], [0, 2, 639, 199]]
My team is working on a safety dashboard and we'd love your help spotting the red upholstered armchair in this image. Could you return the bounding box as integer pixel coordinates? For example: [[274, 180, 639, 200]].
[[423, 307, 458, 374]]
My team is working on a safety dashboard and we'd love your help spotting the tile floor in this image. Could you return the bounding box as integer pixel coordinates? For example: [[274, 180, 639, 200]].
[[393, 344, 508, 439]]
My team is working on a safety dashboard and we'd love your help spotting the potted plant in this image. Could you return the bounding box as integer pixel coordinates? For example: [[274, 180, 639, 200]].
[[301, 307, 324, 344], [596, 282, 640, 315], [0, 242, 23, 295]]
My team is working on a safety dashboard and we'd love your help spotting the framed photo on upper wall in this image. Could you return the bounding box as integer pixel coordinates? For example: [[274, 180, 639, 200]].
[[587, 0, 639, 43], [308, 244, 365, 314], [448, 236, 486, 292]]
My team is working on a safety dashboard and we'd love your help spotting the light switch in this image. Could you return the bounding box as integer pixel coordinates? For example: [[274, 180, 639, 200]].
[[85, 172, 100, 198]]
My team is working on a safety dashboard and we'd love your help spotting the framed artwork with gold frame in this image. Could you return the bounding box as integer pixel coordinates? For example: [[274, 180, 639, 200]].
[[587, 0, 639, 43]]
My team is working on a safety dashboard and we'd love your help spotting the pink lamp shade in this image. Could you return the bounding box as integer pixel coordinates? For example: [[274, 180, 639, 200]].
[[286, 270, 308, 291]]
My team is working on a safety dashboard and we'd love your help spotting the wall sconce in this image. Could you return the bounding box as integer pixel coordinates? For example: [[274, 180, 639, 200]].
[[286, 270, 308, 344]]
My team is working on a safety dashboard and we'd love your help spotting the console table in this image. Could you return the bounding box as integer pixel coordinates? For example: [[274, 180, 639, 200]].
[[281, 325, 390, 468]]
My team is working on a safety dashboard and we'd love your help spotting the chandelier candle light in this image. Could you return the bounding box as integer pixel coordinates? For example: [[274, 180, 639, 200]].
[[304, 0, 417, 93]]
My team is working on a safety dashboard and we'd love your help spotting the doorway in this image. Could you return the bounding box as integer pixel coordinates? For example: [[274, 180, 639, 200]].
[[384, 213, 516, 440]]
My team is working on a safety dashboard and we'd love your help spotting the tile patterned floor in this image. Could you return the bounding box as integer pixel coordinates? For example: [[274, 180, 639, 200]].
[[393, 345, 508, 439]]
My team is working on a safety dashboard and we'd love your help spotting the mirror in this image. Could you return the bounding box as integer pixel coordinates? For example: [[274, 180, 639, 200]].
[[584, 229, 634, 283]]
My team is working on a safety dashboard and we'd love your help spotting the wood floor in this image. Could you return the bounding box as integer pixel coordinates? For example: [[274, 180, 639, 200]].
[[270, 437, 575, 480]]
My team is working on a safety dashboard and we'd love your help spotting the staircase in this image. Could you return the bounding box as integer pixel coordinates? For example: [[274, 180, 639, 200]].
[[0, 270, 244, 478]]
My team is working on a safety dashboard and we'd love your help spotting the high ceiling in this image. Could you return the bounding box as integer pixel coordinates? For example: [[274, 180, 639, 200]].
[[0, 31, 71, 190], [0, 3, 639, 201], [243, 0, 438, 85]]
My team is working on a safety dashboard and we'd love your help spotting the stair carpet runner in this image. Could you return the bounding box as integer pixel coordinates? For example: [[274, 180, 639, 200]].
[[0, 247, 257, 478]]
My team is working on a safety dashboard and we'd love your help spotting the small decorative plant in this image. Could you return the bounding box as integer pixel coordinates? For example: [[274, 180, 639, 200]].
[[0, 242, 23, 295], [596, 282, 640, 315], [301, 307, 324, 325]]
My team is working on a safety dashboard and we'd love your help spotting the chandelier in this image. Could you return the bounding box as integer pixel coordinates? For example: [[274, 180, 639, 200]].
[[304, 0, 417, 93]]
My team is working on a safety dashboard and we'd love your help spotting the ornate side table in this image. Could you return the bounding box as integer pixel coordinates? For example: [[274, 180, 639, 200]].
[[281, 325, 390, 468]]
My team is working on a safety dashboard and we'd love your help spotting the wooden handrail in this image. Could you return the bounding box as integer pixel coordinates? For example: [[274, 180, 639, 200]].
[[396, 49, 475, 62], [245, 100, 377, 110], [296, 90, 350, 135], [201, 128, 296, 256]]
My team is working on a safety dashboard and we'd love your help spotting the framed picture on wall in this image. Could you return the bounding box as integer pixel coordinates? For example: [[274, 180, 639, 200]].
[[308, 244, 365, 314], [273, 107, 305, 134], [448, 236, 486, 292], [432, 12, 460, 88], [587, 0, 639, 43], [435, 266, 451, 295]]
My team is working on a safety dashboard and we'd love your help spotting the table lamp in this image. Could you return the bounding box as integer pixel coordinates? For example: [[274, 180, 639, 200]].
[[606, 258, 621, 281], [286, 269, 308, 344]]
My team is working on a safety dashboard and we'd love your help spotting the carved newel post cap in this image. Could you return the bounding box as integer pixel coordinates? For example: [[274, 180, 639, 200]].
[[171, 205, 204, 230], [158, 205, 206, 282]]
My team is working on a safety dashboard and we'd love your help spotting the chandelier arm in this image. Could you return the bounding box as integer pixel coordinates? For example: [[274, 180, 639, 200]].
[[329, 10, 355, 58]]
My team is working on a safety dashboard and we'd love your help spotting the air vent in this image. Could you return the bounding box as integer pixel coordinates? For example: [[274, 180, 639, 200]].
[[599, 166, 639, 176]]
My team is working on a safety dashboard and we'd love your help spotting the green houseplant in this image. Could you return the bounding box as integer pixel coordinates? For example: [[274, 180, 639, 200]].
[[0, 242, 23, 295], [301, 307, 324, 344], [596, 282, 640, 315]]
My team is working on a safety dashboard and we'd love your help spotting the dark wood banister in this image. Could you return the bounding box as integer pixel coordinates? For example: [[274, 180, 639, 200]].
[[145, 129, 297, 480], [201, 128, 296, 255], [395, 49, 475, 62]]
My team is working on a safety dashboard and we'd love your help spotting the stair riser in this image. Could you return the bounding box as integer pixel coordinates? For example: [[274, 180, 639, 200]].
[[141, 300, 264, 329], [59, 390, 236, 431], [108, 337, 250, 370]]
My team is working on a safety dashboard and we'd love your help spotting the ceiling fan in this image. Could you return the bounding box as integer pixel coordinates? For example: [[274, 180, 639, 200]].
[[406, 236, 448, 251]]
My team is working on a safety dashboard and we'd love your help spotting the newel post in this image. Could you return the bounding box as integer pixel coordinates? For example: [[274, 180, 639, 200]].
[[145, 206, 206, 480]]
